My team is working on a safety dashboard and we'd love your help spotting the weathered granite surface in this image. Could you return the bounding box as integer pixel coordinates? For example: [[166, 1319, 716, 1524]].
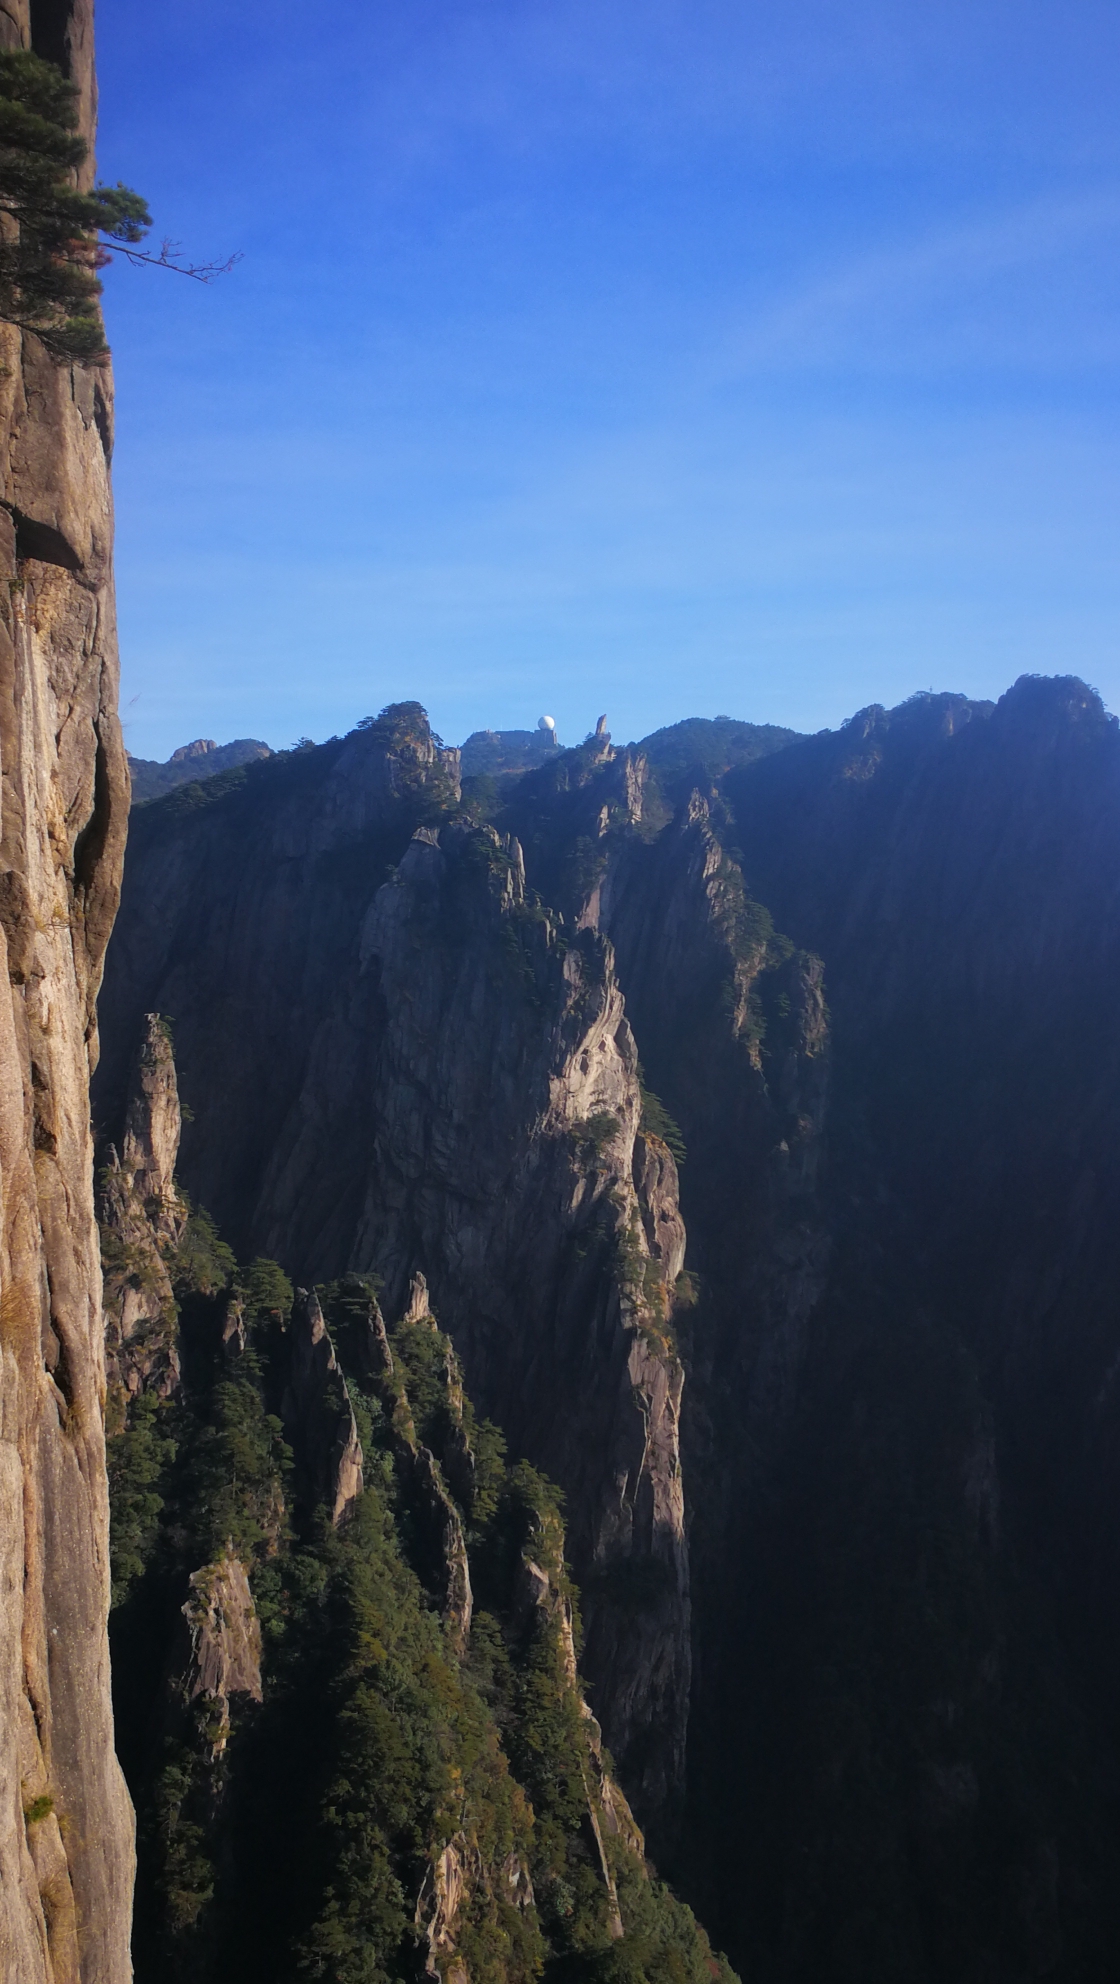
[[99, 1015, 185, 1405], [0, 5, 133, 1980]]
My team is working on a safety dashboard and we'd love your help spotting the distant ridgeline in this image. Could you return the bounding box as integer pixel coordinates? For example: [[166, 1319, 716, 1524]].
[[128, 737, 273, 804], [130, 713, 801, 811], [103, 1017, 735, 1984]]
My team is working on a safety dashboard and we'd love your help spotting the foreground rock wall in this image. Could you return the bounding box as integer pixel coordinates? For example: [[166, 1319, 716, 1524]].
[[0, 4, 133, 1978]]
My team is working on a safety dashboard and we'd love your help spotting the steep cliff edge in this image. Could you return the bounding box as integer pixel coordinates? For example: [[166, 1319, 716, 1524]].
[[0, 5, 132, 1980]]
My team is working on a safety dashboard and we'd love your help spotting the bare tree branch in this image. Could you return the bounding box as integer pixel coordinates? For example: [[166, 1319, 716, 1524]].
[[106, 236, 242, 284]]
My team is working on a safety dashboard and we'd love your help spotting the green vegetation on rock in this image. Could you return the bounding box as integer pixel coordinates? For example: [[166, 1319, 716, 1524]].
[[0, 48, 149, 360], [106, 1217, 737, 1984]]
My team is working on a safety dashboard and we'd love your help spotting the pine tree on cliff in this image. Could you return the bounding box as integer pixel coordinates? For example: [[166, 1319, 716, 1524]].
[[0, 48, 234, 363]]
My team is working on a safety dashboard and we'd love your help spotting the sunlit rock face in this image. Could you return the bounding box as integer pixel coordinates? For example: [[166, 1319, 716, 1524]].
[[95, 711, 692, 1831], [0, 5, 134, 1979]]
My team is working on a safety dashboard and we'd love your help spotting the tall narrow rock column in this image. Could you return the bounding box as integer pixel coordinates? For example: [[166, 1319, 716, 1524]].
[[0, 3, 133, 1980]]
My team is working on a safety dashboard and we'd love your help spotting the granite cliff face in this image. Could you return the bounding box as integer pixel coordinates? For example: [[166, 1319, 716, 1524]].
[[96, 719, 691, 1827], [100, 1014, 185, 1405], [0, 5, 132, 1980]]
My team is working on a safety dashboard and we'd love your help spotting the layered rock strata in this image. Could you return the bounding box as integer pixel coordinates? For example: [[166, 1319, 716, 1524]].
[[0, 4, 133, 1979]]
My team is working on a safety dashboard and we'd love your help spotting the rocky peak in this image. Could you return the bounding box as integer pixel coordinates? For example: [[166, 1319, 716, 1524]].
[[495, 738, 651, 932], [120, 1012, 183, 1224], [99, 1014, 188, 1402], [363, 1281, 475, 1650], [281, 1288, 364, 1525], [313, 702, 461, 852], [401, 1268, 434, 1324], [179, 1552, 263, 1760], [127, 736, 275, 804]]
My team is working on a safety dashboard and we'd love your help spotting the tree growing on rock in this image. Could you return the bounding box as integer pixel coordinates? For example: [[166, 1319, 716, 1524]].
[[0, 48, 234, 362]]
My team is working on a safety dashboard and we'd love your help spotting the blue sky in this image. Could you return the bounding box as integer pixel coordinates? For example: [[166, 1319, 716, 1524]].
[[96, 0, 1120, 759]]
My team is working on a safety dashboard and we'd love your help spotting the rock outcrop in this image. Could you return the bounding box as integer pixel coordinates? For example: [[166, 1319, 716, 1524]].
[[281, 1287, 363, 1525], [382, 1283, 670, 1979], [365, 1276, 475, 1651], [179, 1552, 262, 1760], [513, 1517, 646, 1946], [106, 1214, 737, 1982], [0, 5, 133, 1980], [99, 1013, 185, 1403]]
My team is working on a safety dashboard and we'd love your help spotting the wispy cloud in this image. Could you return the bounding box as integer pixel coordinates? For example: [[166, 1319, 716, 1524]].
[[714, 190, 1120, 376]]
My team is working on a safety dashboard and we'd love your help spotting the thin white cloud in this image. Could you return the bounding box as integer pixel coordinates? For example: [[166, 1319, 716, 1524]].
[[714, 189, 1120, 376]]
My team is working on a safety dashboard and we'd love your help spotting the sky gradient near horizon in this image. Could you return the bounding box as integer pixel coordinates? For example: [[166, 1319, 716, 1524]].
[[97, 0, 1120, 760]]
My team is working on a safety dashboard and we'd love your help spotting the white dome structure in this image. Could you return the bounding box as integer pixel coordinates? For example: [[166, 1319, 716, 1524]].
[[538, 715, 556, 733]]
